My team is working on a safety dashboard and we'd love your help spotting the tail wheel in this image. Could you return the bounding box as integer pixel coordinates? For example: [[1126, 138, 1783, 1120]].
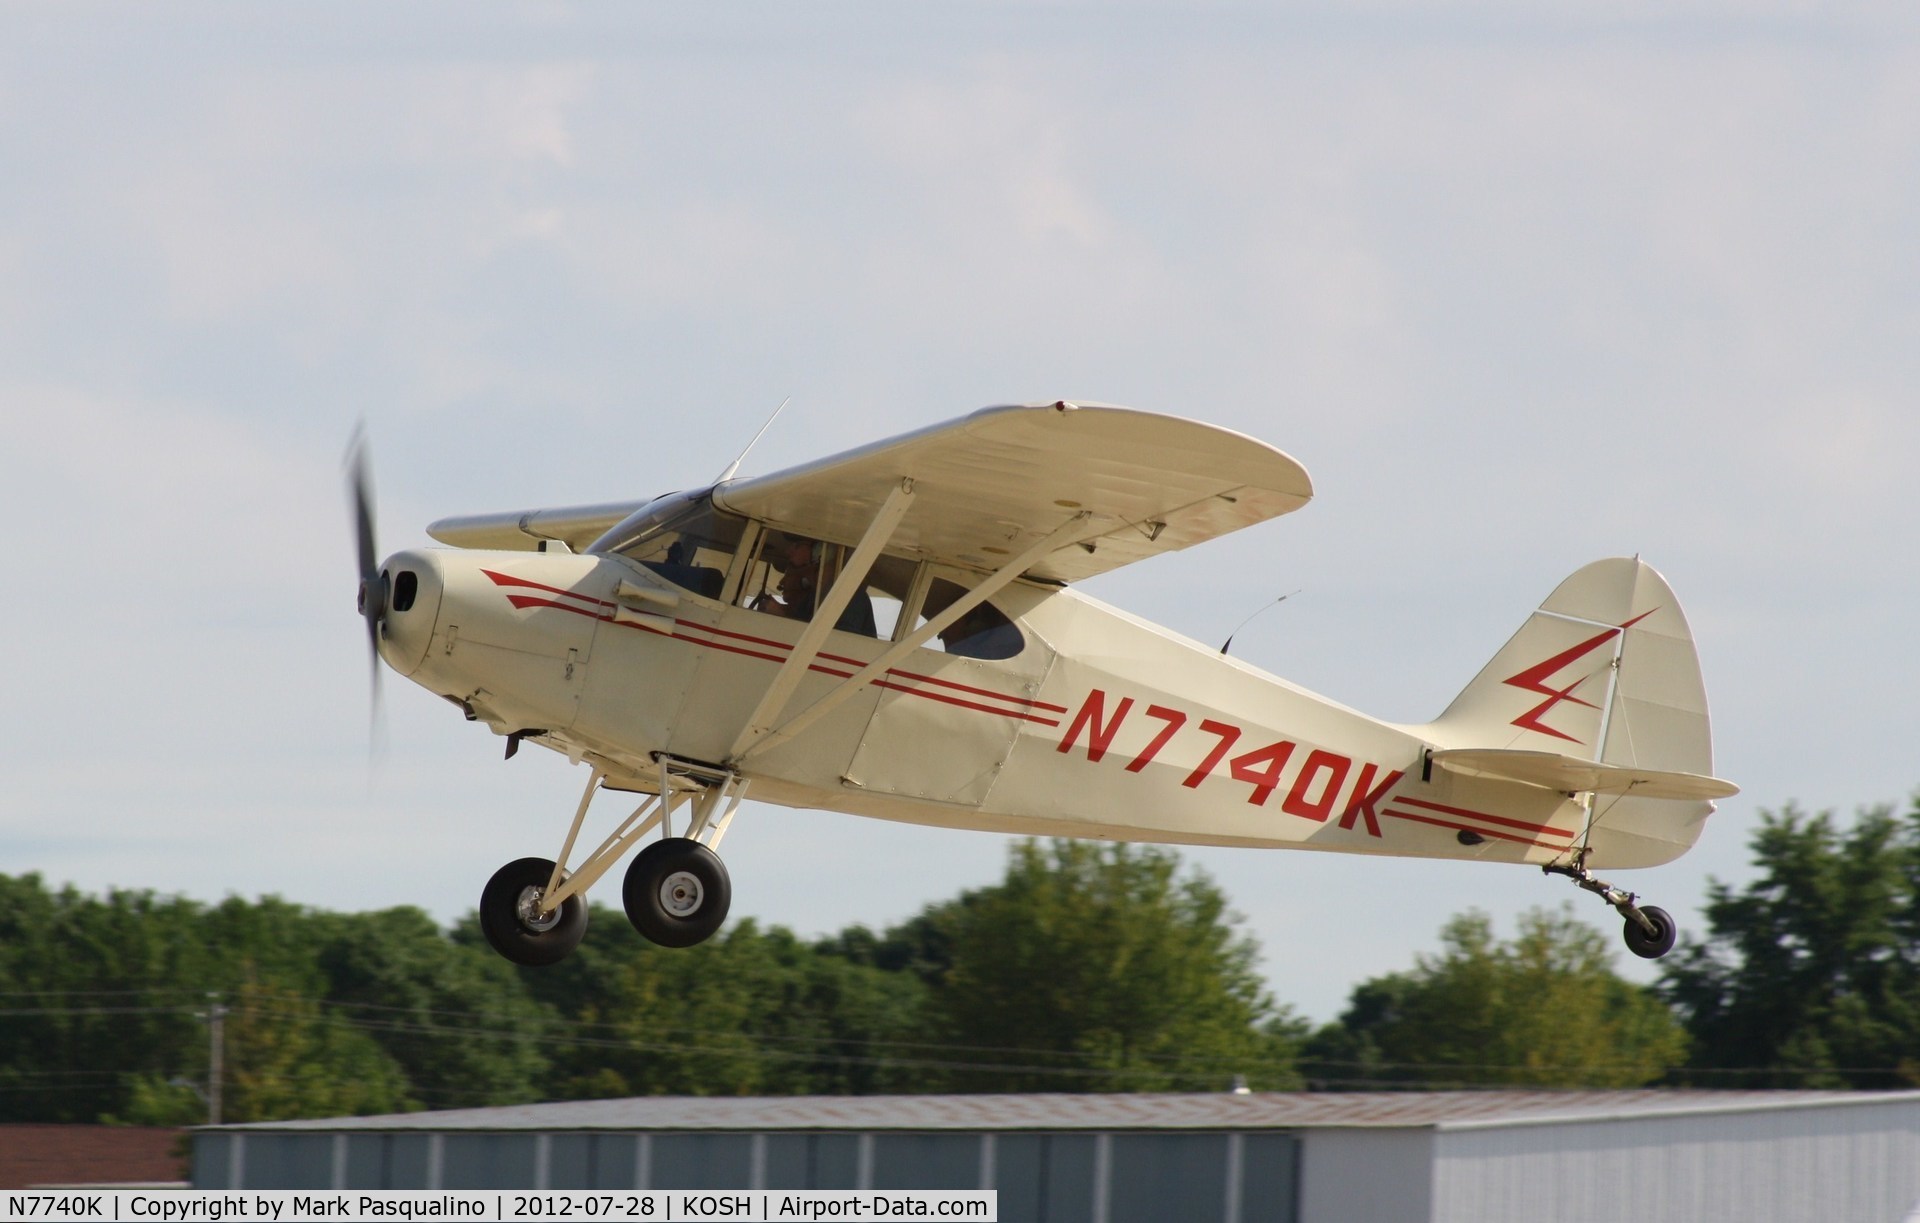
[[623, 837, 732, 948], [1622, 904, 1678, 959], [480, 857, 588, 966]]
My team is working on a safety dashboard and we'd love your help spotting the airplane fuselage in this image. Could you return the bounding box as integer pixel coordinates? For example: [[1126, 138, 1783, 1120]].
[[375, 544, 1678, 872]]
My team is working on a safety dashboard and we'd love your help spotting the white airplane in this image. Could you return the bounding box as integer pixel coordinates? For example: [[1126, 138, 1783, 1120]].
[[351, 403, 1737, 967]]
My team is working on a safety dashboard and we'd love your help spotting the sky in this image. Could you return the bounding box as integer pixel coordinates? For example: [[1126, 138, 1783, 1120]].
[[2, 1, 1917, 1025]]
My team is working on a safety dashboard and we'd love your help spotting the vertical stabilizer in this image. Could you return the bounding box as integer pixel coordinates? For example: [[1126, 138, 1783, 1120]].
[[1420, 557, 1722, 866], [1427, 557, 1714, 778]]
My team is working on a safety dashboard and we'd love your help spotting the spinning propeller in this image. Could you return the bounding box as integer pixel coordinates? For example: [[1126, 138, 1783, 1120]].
[[347, 424, 386, 712]]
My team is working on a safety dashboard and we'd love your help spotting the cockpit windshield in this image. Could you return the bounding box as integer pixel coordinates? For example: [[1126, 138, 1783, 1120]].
[[587, 493, 744, 601]]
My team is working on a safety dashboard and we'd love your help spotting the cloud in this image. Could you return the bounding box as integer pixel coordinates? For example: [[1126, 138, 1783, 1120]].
[[857, 60, 1119, 248], [395, 62, 597, 171]]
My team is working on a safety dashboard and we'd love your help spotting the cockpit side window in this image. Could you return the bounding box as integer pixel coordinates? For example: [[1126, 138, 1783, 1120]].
[[594, 496, 744, 601], [915, 577, 1025, 660], [738, 533, 917, 640]]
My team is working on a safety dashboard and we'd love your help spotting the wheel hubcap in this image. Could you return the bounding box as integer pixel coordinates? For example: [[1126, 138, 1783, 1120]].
[[516, 885, 562, 933], [659, 870, 705, 918]]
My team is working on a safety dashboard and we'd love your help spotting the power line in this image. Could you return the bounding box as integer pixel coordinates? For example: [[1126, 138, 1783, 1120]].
[[13, 993, 1918, 1088]]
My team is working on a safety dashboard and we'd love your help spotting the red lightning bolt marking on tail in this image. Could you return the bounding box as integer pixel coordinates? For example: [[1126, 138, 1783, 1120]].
[[1503, 609, 1658, 743]]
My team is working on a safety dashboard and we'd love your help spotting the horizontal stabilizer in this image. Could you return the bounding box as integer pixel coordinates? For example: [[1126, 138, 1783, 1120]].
[[1431, 748, 1739, 801]]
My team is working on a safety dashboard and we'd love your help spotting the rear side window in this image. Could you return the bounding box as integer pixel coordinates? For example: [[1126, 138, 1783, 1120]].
[[915, 577, 1024, 660]]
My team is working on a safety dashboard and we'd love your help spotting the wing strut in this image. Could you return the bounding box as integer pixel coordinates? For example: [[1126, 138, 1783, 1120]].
[[733, 509, 1091, 766], [726, 478, 918, 761]]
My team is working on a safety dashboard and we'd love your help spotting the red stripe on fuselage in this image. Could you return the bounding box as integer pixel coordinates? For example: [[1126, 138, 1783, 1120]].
[[872, 678, 1063, 726], [1393, 796, 1574, 840], [862, 665, 1065, 722], [483, 569, 614, 608], [1381, 807, 1570, 849], [504, 595, 608, 620]]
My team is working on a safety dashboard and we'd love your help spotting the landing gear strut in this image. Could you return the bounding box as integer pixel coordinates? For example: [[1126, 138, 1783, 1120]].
[[477, 755, 749, 966], [1543, 851, 1678, 960]]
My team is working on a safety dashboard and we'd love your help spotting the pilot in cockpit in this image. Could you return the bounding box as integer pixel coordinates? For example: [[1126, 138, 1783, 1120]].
[[754, 536, 876, 636], [755, 538, 821, 620]]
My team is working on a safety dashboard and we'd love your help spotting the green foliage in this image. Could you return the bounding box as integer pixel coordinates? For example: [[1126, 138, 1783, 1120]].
[[0, 874, 229, 1122], [0, 875, 548, 1122], [922, 840, 1301, 1091], [55, 830, 1844, 1116], [314, 908, 549, 1109], [1303, 905, 1687, 1089], [107, 1074, 208, 1127], [1660, 800, 1920, 1088], [220, 979, 413, 1121], [486, 910, 932, 1099], [0, 839, 1305, 1120], [595, 920, 931, 1096], [474, 839, 1301, 1099]]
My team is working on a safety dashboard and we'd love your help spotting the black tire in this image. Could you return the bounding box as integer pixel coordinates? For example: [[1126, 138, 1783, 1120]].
[[623, 837, 732, 948], [1622, 904, 1677, 959], [479, 857, 587, 967]]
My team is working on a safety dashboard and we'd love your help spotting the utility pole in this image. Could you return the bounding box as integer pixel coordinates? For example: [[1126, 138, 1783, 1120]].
[[206, 994, 227, 1126]]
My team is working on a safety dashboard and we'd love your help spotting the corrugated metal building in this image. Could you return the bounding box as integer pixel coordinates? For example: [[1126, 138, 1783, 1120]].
[[195, 1090, 1920, 1223]]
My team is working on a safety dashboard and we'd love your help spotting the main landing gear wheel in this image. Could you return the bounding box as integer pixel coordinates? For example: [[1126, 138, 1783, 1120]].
[[480, 857, 587, 967], [1622, 904, 1678, 960], [623, 837, 731, 948]]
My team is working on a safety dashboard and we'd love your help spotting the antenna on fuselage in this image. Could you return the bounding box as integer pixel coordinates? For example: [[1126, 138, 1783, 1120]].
[[715, 396, 791, 484], [1220, 590, 1299, 656]]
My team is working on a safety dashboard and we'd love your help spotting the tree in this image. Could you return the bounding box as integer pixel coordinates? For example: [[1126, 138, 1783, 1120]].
[[0, 839, 1302, 1112], [314, 907, 549, 1109], [463, 907, 933, 1099], [218, 978, 413, 1121], [499, 839, 1301, 1098], [922, 840, 1301, 1092], [1303, 906, 1687, 1089], [0, 875, 229, 1122], [1660, 800, 1920, 1088], [0, 875, 561, 1123]]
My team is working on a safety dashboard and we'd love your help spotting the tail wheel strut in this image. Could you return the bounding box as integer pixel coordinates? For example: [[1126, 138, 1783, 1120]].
[[1543, 852, 1678, 960]]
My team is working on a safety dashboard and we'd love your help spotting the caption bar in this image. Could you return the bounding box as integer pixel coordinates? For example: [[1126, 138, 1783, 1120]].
[[2, 1191, 995, 1223]]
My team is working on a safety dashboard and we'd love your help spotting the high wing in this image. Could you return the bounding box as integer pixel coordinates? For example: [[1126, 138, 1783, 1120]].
[[713, 402, 1311, 583], [427, 402, 1312, 582]]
